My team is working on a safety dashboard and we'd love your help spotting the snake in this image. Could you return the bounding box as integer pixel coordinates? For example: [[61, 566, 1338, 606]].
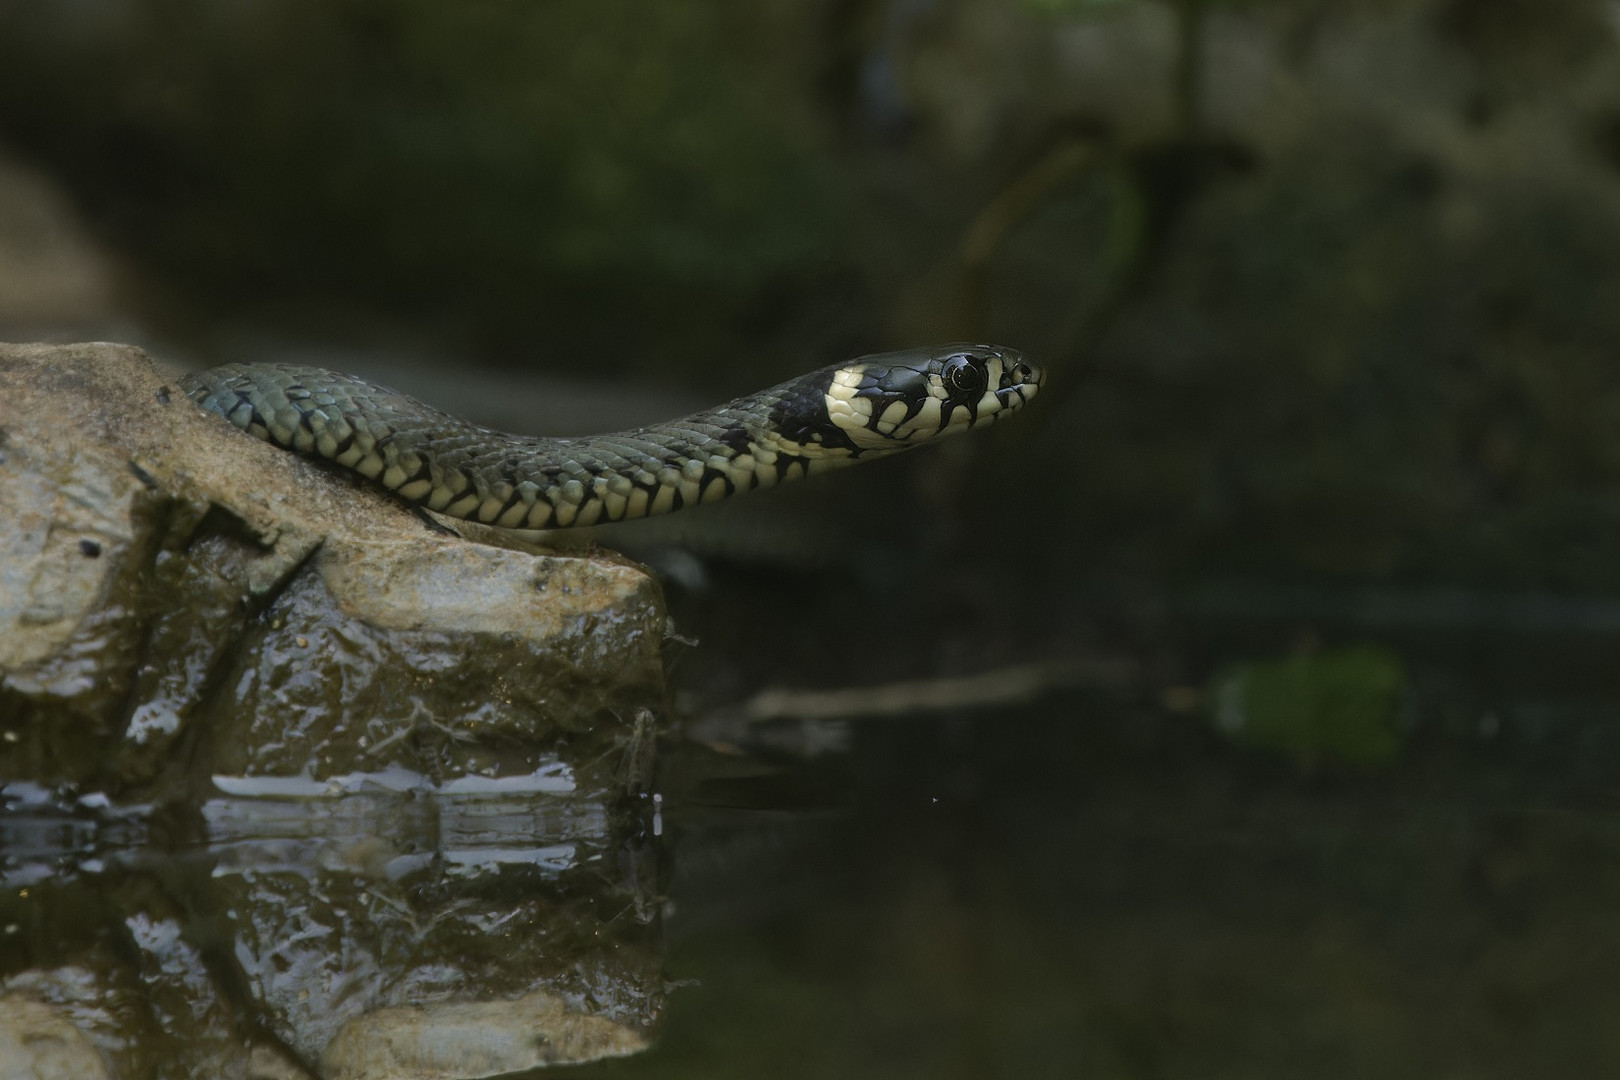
[[179, 344, 1041, 530]]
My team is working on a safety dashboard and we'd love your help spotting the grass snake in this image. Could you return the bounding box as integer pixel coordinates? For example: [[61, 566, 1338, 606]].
[[180, 344, 1041, 529]]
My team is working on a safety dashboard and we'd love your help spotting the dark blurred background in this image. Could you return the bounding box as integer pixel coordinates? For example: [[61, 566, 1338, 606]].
[[7, 0, 1620, 600], [7, 0, 1620, 1075]]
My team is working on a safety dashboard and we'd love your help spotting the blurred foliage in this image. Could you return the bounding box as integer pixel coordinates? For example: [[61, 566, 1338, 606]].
[[1212, 645, 1407, 766], [5, 0, 1620, 600], [1022, 0, 1135, 14], [0, 0, 849, 369]]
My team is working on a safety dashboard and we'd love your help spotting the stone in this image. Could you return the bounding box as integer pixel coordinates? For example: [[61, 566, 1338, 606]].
[[321, 992, 651, 1078], [0, 342, 666, 796], [0, 995, 112, 1080]]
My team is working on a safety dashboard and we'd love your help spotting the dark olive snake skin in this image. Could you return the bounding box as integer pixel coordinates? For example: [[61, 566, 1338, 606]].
[[180, 344, 1042, 530]]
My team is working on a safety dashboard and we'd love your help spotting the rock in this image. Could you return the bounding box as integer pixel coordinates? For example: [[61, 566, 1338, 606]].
[[0, 342, 667, 796], [194, 536, 661, 783], [321, 992, 651, 1079], [0, 342, 671, 1075], [0, 995, 112, 1080]]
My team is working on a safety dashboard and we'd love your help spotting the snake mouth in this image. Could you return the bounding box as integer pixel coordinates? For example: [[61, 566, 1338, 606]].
[[995, 377, 1040, 408], [980, 354, 1042, 421]]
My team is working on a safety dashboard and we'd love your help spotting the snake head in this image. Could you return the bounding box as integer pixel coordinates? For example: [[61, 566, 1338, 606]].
[[824, 343, 1042, 451]]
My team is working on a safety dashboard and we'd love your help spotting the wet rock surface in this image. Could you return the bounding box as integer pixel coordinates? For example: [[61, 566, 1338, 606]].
[[0, 993, 113, 1080], [1, 342, 671, 1075], [321, 991, 651, 1079], [0, 340, 666, 795]]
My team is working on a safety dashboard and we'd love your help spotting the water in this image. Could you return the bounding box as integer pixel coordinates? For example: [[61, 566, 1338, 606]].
[[9, 634, 1620, 1077], [596, 681, 1620, 1080]]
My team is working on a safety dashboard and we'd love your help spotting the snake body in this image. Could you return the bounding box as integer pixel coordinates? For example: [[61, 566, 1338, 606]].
[[180, 344, 1041, 529]]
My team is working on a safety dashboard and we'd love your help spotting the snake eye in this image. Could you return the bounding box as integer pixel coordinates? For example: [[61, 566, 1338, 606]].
[[943, 356, 986, 396]]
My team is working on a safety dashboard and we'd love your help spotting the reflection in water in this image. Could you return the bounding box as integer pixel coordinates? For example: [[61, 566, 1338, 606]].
[[11, 628, 1620, 1078], [1, 773, 665, 1078]]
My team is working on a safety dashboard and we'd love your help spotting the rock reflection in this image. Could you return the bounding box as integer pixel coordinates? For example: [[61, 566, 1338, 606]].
[[0, 347, 673, 1076], [1, 772, 665, 1079]]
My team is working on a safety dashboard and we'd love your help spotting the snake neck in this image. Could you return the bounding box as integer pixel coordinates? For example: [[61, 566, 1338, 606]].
[[183, 363, 875, 531], [523, 370, 882, 527]]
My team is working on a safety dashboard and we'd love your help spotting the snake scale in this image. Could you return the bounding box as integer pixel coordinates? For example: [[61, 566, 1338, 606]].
[[180, 344, 1041, 529]]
